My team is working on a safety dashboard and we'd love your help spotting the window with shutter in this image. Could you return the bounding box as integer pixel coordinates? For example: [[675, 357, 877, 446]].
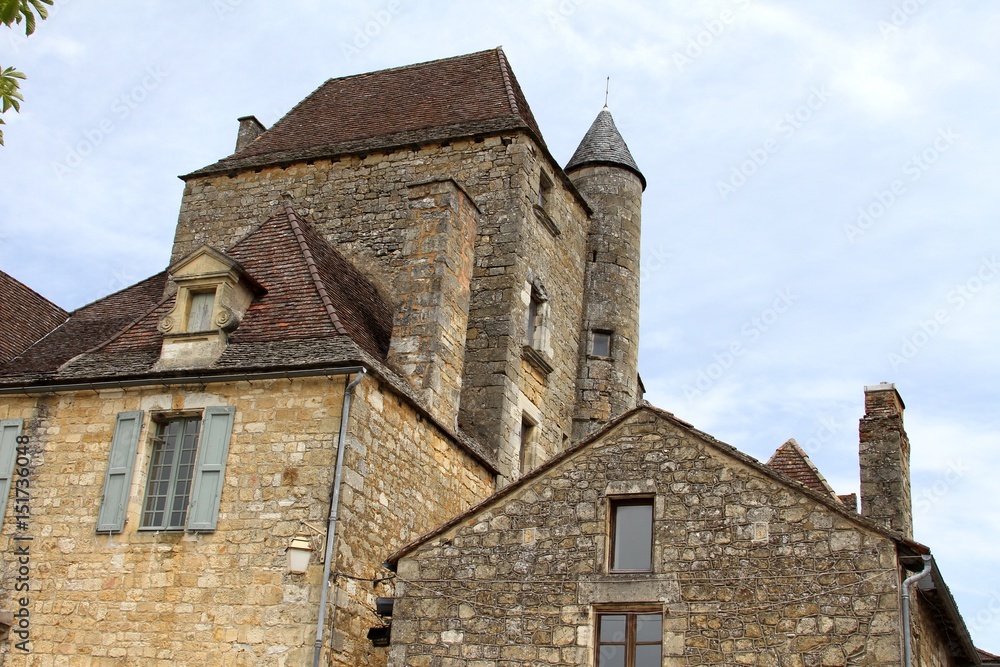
[[137, 406, 235, 532], [0, 419, 24, 534]]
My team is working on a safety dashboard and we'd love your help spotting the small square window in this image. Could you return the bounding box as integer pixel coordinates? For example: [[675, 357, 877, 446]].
[[596, 611, 662, 667], [187, 290, 216, 332], [592, 331, 612, 358], [610, 498, 653, 572], [141, 417, 201, 530]]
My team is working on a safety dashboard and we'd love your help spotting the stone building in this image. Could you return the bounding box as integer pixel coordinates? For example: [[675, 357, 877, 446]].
[[387, 384, 987, 666], [0, 48, 992, 666], [0, 48, 645, 665]]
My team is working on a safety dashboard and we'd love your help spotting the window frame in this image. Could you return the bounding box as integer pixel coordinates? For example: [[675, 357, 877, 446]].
[[608, 496, 654, 573], [595, 608, 664, 667], [591, 330, 613, 358], [139, 414, 203, 531]]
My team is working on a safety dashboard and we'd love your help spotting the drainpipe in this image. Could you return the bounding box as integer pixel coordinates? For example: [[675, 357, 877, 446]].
[[901, 554, 932, 667], [313, 367, 367, 667]]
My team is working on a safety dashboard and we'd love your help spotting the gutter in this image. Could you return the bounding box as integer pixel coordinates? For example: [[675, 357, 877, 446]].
[[902, 555, 933, 667], [313, 367, 367, 667], [0, 366, 368, 395]]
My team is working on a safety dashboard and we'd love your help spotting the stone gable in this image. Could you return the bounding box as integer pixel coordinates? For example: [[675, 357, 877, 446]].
[[390, 408, 904, 666]]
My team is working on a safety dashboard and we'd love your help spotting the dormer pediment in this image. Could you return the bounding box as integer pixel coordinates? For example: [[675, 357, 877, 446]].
[[155, 245, 266, 370]]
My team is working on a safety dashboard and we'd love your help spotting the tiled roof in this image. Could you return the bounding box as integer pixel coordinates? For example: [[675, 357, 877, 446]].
[[765, 439, 839, 499], [0, 204, 393, 384], [565, 107, 645, 189], [0, 270, 68, 364], [185, 48, 543, 178], [0, 272, 166, 379]]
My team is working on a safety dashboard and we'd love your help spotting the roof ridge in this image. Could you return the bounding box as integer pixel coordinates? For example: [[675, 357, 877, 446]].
[[494, 46, 520, 118], [281, 197, 350, 337]]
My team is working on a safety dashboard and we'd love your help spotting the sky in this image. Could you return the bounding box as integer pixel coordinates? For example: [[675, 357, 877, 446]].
[[1, 0, 998, 652]]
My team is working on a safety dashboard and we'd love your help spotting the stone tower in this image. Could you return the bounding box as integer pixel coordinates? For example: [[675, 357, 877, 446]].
[[566, 107, 646, 440]]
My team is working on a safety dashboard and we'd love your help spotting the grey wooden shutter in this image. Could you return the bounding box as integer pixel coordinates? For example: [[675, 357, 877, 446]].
[[95, 411, 143, 533], [0, 419, 24, 533], [186, 406, 235, 532]]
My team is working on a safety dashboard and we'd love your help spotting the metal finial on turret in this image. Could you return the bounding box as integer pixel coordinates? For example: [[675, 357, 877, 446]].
[[604, 76, 610, 109]]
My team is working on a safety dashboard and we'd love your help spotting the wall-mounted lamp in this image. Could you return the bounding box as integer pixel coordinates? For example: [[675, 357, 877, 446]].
[[286, 535, 314, 574]]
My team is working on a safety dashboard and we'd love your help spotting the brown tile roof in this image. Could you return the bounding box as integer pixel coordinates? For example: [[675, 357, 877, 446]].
[[0, 270, 68, 364], [766, 439, 839, 499], [0, 203, 392, 384], [184, 48, 543, 179]]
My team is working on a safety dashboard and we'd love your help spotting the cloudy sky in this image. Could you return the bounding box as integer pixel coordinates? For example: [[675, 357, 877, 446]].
[[2, 0, 998, 651]]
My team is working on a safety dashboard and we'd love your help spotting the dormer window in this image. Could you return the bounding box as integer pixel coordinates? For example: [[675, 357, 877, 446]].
[[155, 246, 264, 370], [187, 290, 216, 332]]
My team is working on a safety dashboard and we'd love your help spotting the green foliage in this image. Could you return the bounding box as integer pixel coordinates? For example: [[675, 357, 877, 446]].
[[0, 0, 51, 144], [0, 0, 53, 35]]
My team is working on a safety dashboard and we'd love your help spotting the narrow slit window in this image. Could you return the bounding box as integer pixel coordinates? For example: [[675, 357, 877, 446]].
[[519, 416, 536, 474]]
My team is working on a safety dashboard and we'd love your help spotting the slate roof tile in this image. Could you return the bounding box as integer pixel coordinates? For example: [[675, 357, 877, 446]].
[[0, 270, 68, 364], [185, 48, 542, 178]]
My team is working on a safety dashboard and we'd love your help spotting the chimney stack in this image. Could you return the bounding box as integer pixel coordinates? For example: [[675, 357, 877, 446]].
[[235, 115, 266, 152], [859, 382, 913, 538]]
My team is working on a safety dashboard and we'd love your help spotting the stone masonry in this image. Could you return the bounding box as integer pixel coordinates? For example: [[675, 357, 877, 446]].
[[389, 408, 904, 666], [0, 375, 492, 666]]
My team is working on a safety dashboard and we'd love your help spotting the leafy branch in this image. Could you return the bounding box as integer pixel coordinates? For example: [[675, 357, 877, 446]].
[[0, 0, 53, 145]]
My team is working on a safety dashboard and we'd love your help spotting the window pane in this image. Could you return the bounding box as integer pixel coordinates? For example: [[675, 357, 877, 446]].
[[593, 331, 611, 357], [613, 502, 653, 570], [636, 614, 662, 642], [635, 644, 662, 667], [142, 417, 202, 530], [596, 645, 625, 667], [187, 291, 215, 331], [599, 615, 626, 642]]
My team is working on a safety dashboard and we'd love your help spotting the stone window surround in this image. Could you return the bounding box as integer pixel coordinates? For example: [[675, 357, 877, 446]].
[[593, 606, 664, 667], [533, 170, 561, 237], [521, 275, 554, 375], [590, 329, 613, 359], [608, 495, 654, 573]]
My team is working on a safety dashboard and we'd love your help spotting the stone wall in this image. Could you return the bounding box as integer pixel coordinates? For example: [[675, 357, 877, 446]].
[[173, 133, 591, 482], [0, 374, 493, 666], [390, 408, 904, 666]]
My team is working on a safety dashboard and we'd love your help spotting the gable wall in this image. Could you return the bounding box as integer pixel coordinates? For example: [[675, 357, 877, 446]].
[[391, 410, 904, 666], [174, 135, 591, 482], [0, 374, 492, 666]]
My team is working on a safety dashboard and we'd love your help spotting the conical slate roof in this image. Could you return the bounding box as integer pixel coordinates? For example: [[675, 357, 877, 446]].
[[565, 107, 645, 189]]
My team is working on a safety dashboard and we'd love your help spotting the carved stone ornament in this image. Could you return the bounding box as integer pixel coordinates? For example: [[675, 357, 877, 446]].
[[215, 306, 241, 332], [158, 315, 175, 334]]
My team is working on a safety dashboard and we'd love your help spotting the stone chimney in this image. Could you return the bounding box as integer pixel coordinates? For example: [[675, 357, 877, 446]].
[[235, 115, 266, 152], [859, 382, 913, 538]]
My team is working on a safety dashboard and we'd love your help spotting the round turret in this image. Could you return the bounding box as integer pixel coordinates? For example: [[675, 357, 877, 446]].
[[567, 108, 645, 440]]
